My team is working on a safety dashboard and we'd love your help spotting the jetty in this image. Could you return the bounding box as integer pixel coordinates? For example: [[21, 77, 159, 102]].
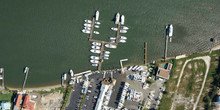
[[21, 67, 29, 92], [87, 17, 121, 71], [0, 68, 4, 90], [144, 42, 147, 65]]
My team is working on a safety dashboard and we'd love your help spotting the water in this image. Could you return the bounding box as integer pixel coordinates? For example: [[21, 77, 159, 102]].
[[0, 0, 220, 88]]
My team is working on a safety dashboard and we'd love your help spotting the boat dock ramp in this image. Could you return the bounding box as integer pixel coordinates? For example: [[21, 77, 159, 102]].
[[21, 67, 29, 92], [0, 68, 5, 90]]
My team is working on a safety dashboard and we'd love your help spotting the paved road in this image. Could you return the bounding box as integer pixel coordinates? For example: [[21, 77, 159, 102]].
[[170, 56, 211, 110]]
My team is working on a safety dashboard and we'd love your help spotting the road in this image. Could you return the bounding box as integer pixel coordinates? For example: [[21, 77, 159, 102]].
[[170, 56, 211, 110]]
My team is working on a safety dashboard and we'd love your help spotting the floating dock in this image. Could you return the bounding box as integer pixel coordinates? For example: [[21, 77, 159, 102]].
[[88, 17, 121, 71]]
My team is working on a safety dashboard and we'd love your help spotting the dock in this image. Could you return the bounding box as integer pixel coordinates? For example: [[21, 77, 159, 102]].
[[21, 67, 29, 92], [0, 68, 5, 90], [164, 35, 169, 61], [87, 17, 121, 71], [144, 42, 147, 65]]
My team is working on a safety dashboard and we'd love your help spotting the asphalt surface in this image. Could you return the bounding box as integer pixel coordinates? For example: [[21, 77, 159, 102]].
[[66, 82, 83, 110]]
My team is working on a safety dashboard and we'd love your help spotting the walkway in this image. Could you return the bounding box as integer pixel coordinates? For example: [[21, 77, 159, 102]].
[[170, 56, 211, 110]]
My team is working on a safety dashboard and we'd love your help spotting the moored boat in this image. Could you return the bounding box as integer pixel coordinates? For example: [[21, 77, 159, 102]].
[[95, 21, 100, 25], [115, 13, 120, 24], [90, 49, 101, 54], [63, 73, 67, 80], [168, 24, 173, 37], [105, 44, 117, 48], [84, 23, 91, 27], [82, 29, 90, 34], [121, 26, 129, 30], [84, 27, 91, 31], [104, 57, 109, 60], [91, 45, 100, 49], [24, 67, 29, 73], [120, 29, 127, 33], [95, 11, 99, 21], [119, 36, 127, 40], [94, 31, 100, 34], [90, 56, 99, 60], [121, 15, 125, 25], [103, 54, 109, 57], [111, 27, 118, 31], [70, 69, 74, 77], [90, 60, 99, 64], [92, 63, 98, 67], [85, 19, 92, 23], [119, 39, 126, 43], [104, 51, 110, 54], [92, 42, 101, 46], [109, 37, 116, 40], [94, 25, 100, 28]]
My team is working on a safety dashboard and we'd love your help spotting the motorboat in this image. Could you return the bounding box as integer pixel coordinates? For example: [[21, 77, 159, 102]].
[[95, 11, 99, 21], [120, 29, 127, 33], [109, 37, 116, 40], [109, 39, 116, 43], [70, 69, 74, 77], [119, 36, 127, 40], [121, 15, 125, 25], [82, 29, 90, 34], [94, 25, 100, 28], [84, 23, 91, 27], [90, 56, 99, 60], [94, 31, 100, 34], [92, 42, 101, 46], [103, 54, 109, 57], [95, 21, 100, 25], [111, 27, 118, 31], [92, 64, 98, 67], [90, 49, 101, 54], [115, 13, 120, 24], [121, 26, 129, 30], [119, 39, 126, 43], [104, 51, 110, 54], [84, 27, 91, 31], [105, 44, 117, 48], [104, 57, 109, 60], [90, 60, 99, 64], [24, 67, 29, 73], [168, 24, 173, 37], [63, 73, 67, 80], [91, 45, 100, 49], [85, 19, 92, 24]]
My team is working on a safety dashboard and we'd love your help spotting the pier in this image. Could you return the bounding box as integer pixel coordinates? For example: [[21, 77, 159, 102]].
[[144, 42, 147, 65], [164, 35, 169, 61], [21, 67, 29, 92], [87, 17, 121, 71]]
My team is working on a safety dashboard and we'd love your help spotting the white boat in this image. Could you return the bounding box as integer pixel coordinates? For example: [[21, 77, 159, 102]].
[[90, 56, 99, 60], [90, 49, 101, 54], [104, 57, 109, 60], [103, 54, 109, 57], [105, 44, 117, 48], [120, 29, 127, 33], [94, 31, 100, 34], [24, 67, 29, 73], [94, 25, 100, 28], [109, 39, 116, 43], [120, 36, 127, 40], [63, 73, 67, 80], [121, 26, 129, 30], [115, 13, 120, 24], [84, 27, 91, 31], [95, 11, 99, 21], [0, 68, 3, 73], [121, 15, 125, 25], [119, 39, 126, 43], [95, 21, 100, 25], [111, 27, 118, 31], [109, 37, 116, 40], [104, 51, 110, 54], [82, 29, 90, 34], [91, 45, 100, 49], [84, 23, 91, 27], [70, 69, 74, 77], [92, 42, 101, 46], [92, 64, 98, 67], [90, 60, 99, 64], [85, 19, 92, 24], [168, 24, 173, 37]]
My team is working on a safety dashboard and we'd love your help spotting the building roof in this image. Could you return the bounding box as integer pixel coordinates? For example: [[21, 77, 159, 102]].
[[15, 95, 23, 107], [157, 68, 170, 79], [22, 95, 35, 110], [1, 102, 11, 110]]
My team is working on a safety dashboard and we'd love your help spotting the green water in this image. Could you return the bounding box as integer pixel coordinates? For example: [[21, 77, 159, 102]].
[[0, 0, 219, 88]]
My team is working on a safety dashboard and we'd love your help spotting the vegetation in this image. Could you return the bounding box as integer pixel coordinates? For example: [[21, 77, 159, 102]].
[[0, 90, 14, 101], [79, 94, 86, 110], [60, 86, 72, 110]]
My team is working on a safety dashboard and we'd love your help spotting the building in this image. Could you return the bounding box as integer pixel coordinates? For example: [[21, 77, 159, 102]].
[[156, 62, 173, 79], [95, 78, 116, 110], [22, 95, 35, 110], [0, 101, 11, 110], [13, 94, 23, 110]]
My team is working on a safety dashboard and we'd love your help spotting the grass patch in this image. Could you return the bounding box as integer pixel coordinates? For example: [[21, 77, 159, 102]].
[[61, 86, 72, 110], [175, 105, 185, 110], [0, 90, 14, 101], [79, 94, 86, 110]]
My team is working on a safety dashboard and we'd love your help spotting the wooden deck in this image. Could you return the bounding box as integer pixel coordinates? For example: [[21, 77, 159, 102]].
[[88, 17, 121, 71], [144, 42, 147, 65]]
